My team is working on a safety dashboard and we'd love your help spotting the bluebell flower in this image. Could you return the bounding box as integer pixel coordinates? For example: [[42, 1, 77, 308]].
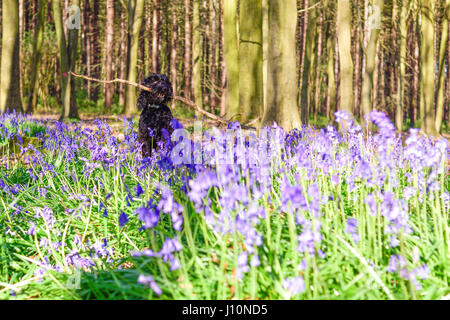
[[119, 211, 129, 227], [346, 218, 360, 243], [135, 183, 144, 197], [136, 206, 160, 229], [283, 276, 305, 296], [138, 275, 162, 295]]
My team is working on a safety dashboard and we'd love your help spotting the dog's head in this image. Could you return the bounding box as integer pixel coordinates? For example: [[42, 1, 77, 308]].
[[137, 73, 173, 110]]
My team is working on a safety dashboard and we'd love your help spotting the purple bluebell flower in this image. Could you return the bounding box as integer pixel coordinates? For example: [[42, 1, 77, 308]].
[[27, 222, 36, 235], [387, 255, 407, 273], [131, 249, 157, 257], [415, 264, 430, 280], [135, 183, 144, 197], [157, 186, 175, 214], [283, 276, 305, 296], [39, 237, 49, 248], [365, 194, 377, 216], [250, 254, 260, 267], [389, 236, 400, 248], [170, 118, 183, 130], [346, 218, 360, 243], [136, 207, 160, 229], [119, 211, 129, 227], [137, 275, 162, 295], [237, 252, 250, 279], [35, 207, 56, 230], [297, 222, 322, 257]]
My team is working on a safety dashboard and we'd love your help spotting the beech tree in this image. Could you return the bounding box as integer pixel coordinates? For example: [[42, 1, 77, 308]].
[[261, 0, 301, 131], [52, 0, 79, 119], [0, 0, 23, 113], [124, 0, 145, 115], [336, 0, 354, 123]]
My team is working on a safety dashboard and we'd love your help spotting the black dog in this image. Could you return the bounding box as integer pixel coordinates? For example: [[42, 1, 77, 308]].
[[137, 73, 174, 158]]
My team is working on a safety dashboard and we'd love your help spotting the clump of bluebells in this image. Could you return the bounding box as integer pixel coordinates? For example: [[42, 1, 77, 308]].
[[0, 110, 448, 300]]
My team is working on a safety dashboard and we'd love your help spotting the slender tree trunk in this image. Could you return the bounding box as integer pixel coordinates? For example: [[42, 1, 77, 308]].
[[380, 46, 386, 111], [219, 0, 227, 116], [298, 0, 309, 110], [239, 0, 263, 122], [435, 0, 449, 132], [184, 0, 192, 99], [361, 0, 383, 123], [210, 0, 217, 113], [124, 0, 145, 115], [373, 40, 380, 109], [192, 0, 203, 112], [204, 0, 211, 110], [19, 0, 24, 101], [118, 8, 127, 106], [52, 0, 78, 119], [224, 0, 239, 120], [170, 2, 178, 108], [104, 0, 115, 110], [396, 0, 408, 131], [152, 0, 160, 73], [420, 0, 438, 135], [261, 0, 302, 131], [361, 0, 369, 119], [447, 17, 450, 125], [300, 0, 315, 124], [326, 34, 336, 120], [353, 0, 361, 116], [0, 0, 23, 113], [336, 0, 354, 121], [262, 0, 269, 114], [90, 0, 100, 101], [26, 0, 46, 113], [413, 18, 420, 127], [314, 10, 323, 122], [84, 0, 91, 96]]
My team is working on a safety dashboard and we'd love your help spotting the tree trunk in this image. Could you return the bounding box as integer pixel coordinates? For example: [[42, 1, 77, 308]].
[[261, 0, 302, 131], [239, 0, 263, 122], [52, 0, 78, 119], [90, 0, 100, 102], [118, 8, 127, 106], [204, 0, 211, 110], [420, 0, 438, 136], [26, 0, 46, 114], [124, 0, 145, 115], [192, 0, 203, 112], [361, 0, 383, 123], [104, 0, 114, 110], [152, 0, 160, 73], [184, 0, 192, 100], [224, 0, 239, 120], [219, 0, 227, 116], [0, 0, 23, 113], [300, 0, 315, 124], [336, 0, 354, 122], [353, 0, 361, 116], [83, 0, 91, 96], [170, 2, 178, 108], [326, 34, 336, 120], [298, 0, 309, 113], [396, 0, 408, 131], [435, 0, 449, 133], [314, 10, 324, 122], [210, 0, 217, 113], [262, 0, 269, 114]]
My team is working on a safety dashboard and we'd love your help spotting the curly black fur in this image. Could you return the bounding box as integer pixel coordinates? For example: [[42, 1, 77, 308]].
[[137, 73, 174, 158]]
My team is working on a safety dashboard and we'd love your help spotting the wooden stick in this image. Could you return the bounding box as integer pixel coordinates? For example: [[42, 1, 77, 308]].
[[69, 71, 256, 130]]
